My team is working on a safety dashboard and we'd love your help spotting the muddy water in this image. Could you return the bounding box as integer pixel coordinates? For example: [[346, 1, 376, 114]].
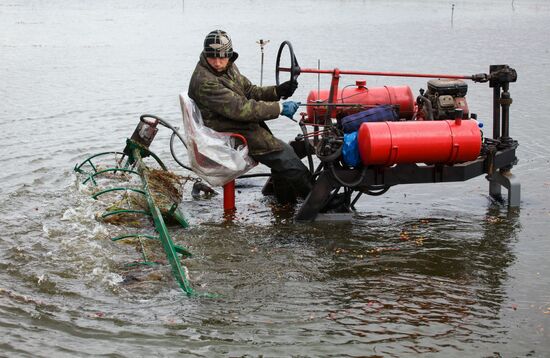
[[1, 0, 550, 356]]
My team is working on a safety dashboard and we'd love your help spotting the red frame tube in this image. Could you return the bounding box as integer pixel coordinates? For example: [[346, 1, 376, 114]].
[[223, 180, 235, 211], [220, 132, 246, 212], [279, 67, 472, 80]]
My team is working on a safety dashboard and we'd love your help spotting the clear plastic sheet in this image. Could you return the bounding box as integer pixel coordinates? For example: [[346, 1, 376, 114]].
[[179, 93, 256, 186]]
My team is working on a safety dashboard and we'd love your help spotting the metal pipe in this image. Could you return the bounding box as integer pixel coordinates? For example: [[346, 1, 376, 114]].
[[326, 68, 341, 125], [279, 66, 473, 80], [257, 39, 269, 86], [317, 59, 321, 101], [501, 82, 511, 139], [132, 147, 196, 296], [223, 180, 236, 211], [299, 103, 374, 107], [493, 86, 501, 139]]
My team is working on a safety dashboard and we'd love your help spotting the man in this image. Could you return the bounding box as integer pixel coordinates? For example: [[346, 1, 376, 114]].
[[188, 29, 312, 204]]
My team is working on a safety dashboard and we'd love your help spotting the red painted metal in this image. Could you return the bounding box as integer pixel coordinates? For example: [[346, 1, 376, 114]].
[[289, 65, 474, 123], [326, 68, 341, 119], [220, 132, 247, 212], [281, 64, 476, 123], [224, 133, 247, 147], [306, 84, 416, 122], [223, 180, 236, 211], [279, 66, 473, 80], [357, 119, 482, 166]]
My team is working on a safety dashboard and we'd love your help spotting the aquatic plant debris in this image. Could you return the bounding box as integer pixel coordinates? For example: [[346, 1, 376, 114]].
[[74, 142, 212, 297]]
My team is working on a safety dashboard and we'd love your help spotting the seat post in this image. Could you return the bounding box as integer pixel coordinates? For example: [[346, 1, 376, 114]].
[[223, 180, 236, 211]]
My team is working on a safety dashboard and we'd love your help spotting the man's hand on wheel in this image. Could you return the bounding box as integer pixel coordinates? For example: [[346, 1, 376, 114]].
[[276, 80, 298, 99]]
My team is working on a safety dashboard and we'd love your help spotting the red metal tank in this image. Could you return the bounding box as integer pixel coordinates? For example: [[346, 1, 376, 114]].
[[306, 81, 416, 122], [357, 119, 481, 166]]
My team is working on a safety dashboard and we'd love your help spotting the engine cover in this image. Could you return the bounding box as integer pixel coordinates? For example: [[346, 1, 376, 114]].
[[427, 79, 468, 97]]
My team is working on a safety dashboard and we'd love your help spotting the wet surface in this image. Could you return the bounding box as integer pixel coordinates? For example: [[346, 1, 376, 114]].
[[1, 0, 550, 356]]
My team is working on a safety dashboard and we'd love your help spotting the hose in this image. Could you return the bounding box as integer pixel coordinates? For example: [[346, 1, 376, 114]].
[[136, 114, 194, 173], [328, 162, 367, 188], [238, 172, 271, 178], [417, 95, 434, 121], [363, 185, 390, 196], [326, 157, 390, 194], [169, 131, 193, 172], [148, 116, 193, 173]]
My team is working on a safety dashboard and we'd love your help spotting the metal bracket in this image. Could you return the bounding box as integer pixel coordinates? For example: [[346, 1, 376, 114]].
[[487, 170, 521, 207]]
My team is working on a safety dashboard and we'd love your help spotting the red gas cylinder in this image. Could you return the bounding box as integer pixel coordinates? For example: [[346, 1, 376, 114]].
[[306, 81, 416, 122], [357, 119, 481, 166]]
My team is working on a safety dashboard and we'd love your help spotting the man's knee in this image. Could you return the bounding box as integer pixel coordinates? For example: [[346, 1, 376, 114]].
[[253, 142, 306, 174]]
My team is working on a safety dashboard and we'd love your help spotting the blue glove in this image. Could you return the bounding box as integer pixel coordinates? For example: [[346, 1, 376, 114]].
[[281, 101, 300, 119]]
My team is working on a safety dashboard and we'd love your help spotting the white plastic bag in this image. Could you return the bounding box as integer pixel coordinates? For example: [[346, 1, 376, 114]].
[[179, 93, 256, 186]]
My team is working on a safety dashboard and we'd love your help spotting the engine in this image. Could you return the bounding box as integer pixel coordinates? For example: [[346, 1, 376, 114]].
[[416, 79, 469, 120]]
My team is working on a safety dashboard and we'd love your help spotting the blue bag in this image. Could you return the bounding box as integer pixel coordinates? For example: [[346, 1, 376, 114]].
[[342, 131, 360, 167], [341, 105, 398, 134]]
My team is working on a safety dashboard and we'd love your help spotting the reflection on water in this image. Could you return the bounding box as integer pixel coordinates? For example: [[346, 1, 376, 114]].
[[318, 206, 520, 355], [1, 0, 550, 356]]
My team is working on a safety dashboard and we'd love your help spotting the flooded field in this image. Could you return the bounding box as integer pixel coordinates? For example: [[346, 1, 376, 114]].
[[1, 0, 550, 356]]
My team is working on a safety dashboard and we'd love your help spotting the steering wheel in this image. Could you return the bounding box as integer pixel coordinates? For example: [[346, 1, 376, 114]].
[[275, 41, 301, 86]]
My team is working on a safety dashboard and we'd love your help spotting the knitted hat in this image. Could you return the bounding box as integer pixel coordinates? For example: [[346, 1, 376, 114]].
[[203, 29, 238, 60]]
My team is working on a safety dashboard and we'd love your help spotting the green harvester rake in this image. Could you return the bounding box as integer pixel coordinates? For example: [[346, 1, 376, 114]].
[[75, 138, 207, 297]]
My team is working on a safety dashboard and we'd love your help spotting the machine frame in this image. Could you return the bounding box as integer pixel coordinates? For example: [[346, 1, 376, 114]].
[[272, 42, 519, 221]]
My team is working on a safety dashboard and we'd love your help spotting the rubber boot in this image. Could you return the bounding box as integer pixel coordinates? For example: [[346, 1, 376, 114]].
[[272, 175, 297, 205], [288, 172, 313, 200], [321, 192, 350, 213]]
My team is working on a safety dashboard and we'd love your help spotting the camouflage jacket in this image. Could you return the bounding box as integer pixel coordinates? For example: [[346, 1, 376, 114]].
[[188, 54, 283, 156]]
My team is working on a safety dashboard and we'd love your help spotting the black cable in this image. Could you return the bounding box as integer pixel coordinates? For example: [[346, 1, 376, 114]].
[[238, 172, 271, 178], [350, 192, 362, 210], [157, 117, 186, 147], [169, 131, 193, 172], [329, 162, 367, 188], [363, 185, 390, 196], [152, 116, 194, 173]]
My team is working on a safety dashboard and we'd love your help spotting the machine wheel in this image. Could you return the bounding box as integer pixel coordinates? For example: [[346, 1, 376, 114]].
[[275, 41, 301, 85]]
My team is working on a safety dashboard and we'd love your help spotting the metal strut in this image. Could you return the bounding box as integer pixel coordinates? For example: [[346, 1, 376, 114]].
[[131, 147, 196, 295], [487, 64, 520, 206]]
